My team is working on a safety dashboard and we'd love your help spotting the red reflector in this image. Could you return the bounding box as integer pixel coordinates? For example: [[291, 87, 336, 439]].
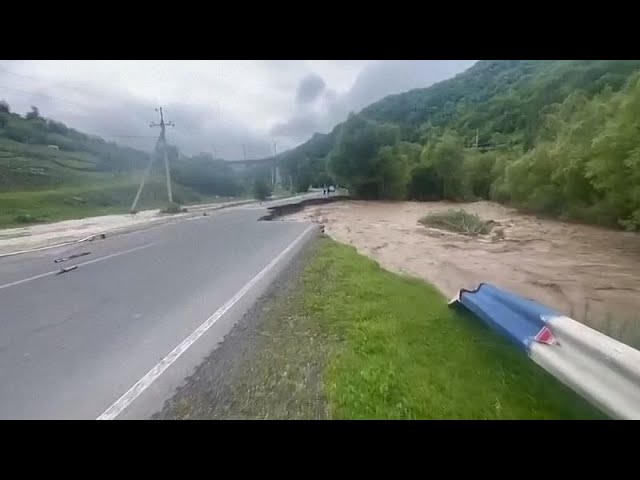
[[535, 326, 557, 345]]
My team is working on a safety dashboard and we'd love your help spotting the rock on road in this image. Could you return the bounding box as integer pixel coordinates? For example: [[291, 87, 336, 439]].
[[0, 195, 321, 419]]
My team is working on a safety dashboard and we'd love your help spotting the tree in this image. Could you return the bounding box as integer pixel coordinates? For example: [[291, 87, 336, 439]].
[[46, 119, 69, 135], [374, 144, 411, 199], [25, 106, 40, 120], [172, 154, 243, 197], [421, 131, 468, 200], [463, 151, 496, 199], [408, 164, 442, 200], [329, 113, 399, 199], [0, 100, 9, 113], [252, 178, 272, 200]]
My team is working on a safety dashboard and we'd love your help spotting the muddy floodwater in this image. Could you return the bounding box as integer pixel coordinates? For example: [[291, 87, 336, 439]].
[[285, 200, 640, 346]]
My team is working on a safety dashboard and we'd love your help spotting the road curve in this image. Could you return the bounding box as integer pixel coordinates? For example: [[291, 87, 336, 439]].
[[0, 196, 320, 419]]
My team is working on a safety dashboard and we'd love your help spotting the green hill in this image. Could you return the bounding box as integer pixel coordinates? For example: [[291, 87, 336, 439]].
[[0, 107, 244, 227], [277, 60, 640, 230]]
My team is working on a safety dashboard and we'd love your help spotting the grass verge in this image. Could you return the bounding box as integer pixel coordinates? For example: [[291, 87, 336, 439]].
[[0, 179, 244, 229], [311, 238, 603, 419], [419, 209, 494, 236], [159, 237, 605, 419]]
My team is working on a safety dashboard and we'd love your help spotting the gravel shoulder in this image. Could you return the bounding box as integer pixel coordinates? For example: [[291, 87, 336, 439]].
[[153, 236, 332, 420]]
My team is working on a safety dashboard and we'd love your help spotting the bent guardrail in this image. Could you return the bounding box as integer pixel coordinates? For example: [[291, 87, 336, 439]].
[[449, 283, 640, 419]]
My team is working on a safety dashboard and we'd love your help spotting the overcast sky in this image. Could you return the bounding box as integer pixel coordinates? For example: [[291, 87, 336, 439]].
[[0, 60, 476, 160]]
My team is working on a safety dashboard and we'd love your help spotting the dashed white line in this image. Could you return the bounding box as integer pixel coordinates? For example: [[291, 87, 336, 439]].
[[97, 224, 316, 420], [0, 243, 155, 291]]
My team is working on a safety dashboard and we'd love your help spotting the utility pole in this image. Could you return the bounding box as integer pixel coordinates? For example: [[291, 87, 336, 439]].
[[150, 107, 175, 203], [475, 128, 479, 148], [130, 107, 176, 213]]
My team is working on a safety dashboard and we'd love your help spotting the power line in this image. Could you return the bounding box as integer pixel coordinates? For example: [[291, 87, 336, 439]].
[[0, 85, 88, 110], [0, 65, 102, 100], [98, 135, 157, 139], [0, 65, 115, 119], [0, 84, 159, 144]]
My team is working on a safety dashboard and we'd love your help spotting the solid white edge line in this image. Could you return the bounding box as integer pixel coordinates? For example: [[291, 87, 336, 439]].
[[0, 270, 57, 290], [0, 243, 155, 291], [97, 224, 316, 420]]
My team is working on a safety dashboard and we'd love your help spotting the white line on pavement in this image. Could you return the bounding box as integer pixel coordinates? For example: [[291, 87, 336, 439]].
[[0, 243, 155, 291], [97, 224, 316, 420]]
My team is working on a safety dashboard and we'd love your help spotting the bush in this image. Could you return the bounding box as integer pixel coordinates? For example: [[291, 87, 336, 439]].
[[14, 214, 44, 224], [419, 209, 494, 236], [252, 179, 272, 200], [162, 202, 183, 214]]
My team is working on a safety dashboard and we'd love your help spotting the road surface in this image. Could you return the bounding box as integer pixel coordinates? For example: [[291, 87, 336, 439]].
[[0, 195, 320, 419]]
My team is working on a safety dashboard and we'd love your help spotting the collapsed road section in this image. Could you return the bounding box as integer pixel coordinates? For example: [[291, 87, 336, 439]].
[[259, 195, 349, 221]]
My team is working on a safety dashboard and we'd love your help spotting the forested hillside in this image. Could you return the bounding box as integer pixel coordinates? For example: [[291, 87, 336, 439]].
[[278, 60, 640, 230]]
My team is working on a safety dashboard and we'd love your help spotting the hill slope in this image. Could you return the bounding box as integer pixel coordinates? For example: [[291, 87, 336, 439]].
[[0, 108, 242, 227], [277, 60, 640, 230]]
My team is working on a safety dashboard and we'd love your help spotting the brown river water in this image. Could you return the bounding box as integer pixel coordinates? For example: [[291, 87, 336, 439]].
[[284, 200, 640, 346]]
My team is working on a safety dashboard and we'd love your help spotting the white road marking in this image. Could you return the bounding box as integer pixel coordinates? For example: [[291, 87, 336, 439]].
[[0, 270, 55, 290], [97, 224, 316, 420], [0, 243, 155, 291]]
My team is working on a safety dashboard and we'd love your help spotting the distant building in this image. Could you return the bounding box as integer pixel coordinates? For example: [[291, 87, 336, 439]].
[[47, 145, 60, 150]]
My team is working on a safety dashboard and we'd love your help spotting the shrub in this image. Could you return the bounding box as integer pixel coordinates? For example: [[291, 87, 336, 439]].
[[252, 179, 272, 200], [162, 202, 183, 214], [419, 209, 494, 236], [14, 214, 44, 224]]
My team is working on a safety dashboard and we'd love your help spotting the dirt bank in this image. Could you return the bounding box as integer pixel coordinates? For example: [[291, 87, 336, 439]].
[[283, 200, 640, 345]]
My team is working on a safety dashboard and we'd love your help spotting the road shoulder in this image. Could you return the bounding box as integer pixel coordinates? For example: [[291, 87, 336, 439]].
[[153, 235, 331, 420]]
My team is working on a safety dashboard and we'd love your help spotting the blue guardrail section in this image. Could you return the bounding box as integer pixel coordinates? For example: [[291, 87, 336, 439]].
[[454, 283, 561, 352]]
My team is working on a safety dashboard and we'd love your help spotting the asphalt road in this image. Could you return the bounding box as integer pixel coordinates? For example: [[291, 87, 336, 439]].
[[0, 195, 321, 419]]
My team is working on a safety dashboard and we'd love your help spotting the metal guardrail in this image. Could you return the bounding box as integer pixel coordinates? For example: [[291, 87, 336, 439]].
[[449, 283, 640, 419]]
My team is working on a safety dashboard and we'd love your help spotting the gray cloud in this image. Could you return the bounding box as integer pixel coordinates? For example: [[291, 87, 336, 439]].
[[270, 60, 477, 147], [2, 87, 274, 160], [1, 60, 476, 159], [296, 74, 326, 104]]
